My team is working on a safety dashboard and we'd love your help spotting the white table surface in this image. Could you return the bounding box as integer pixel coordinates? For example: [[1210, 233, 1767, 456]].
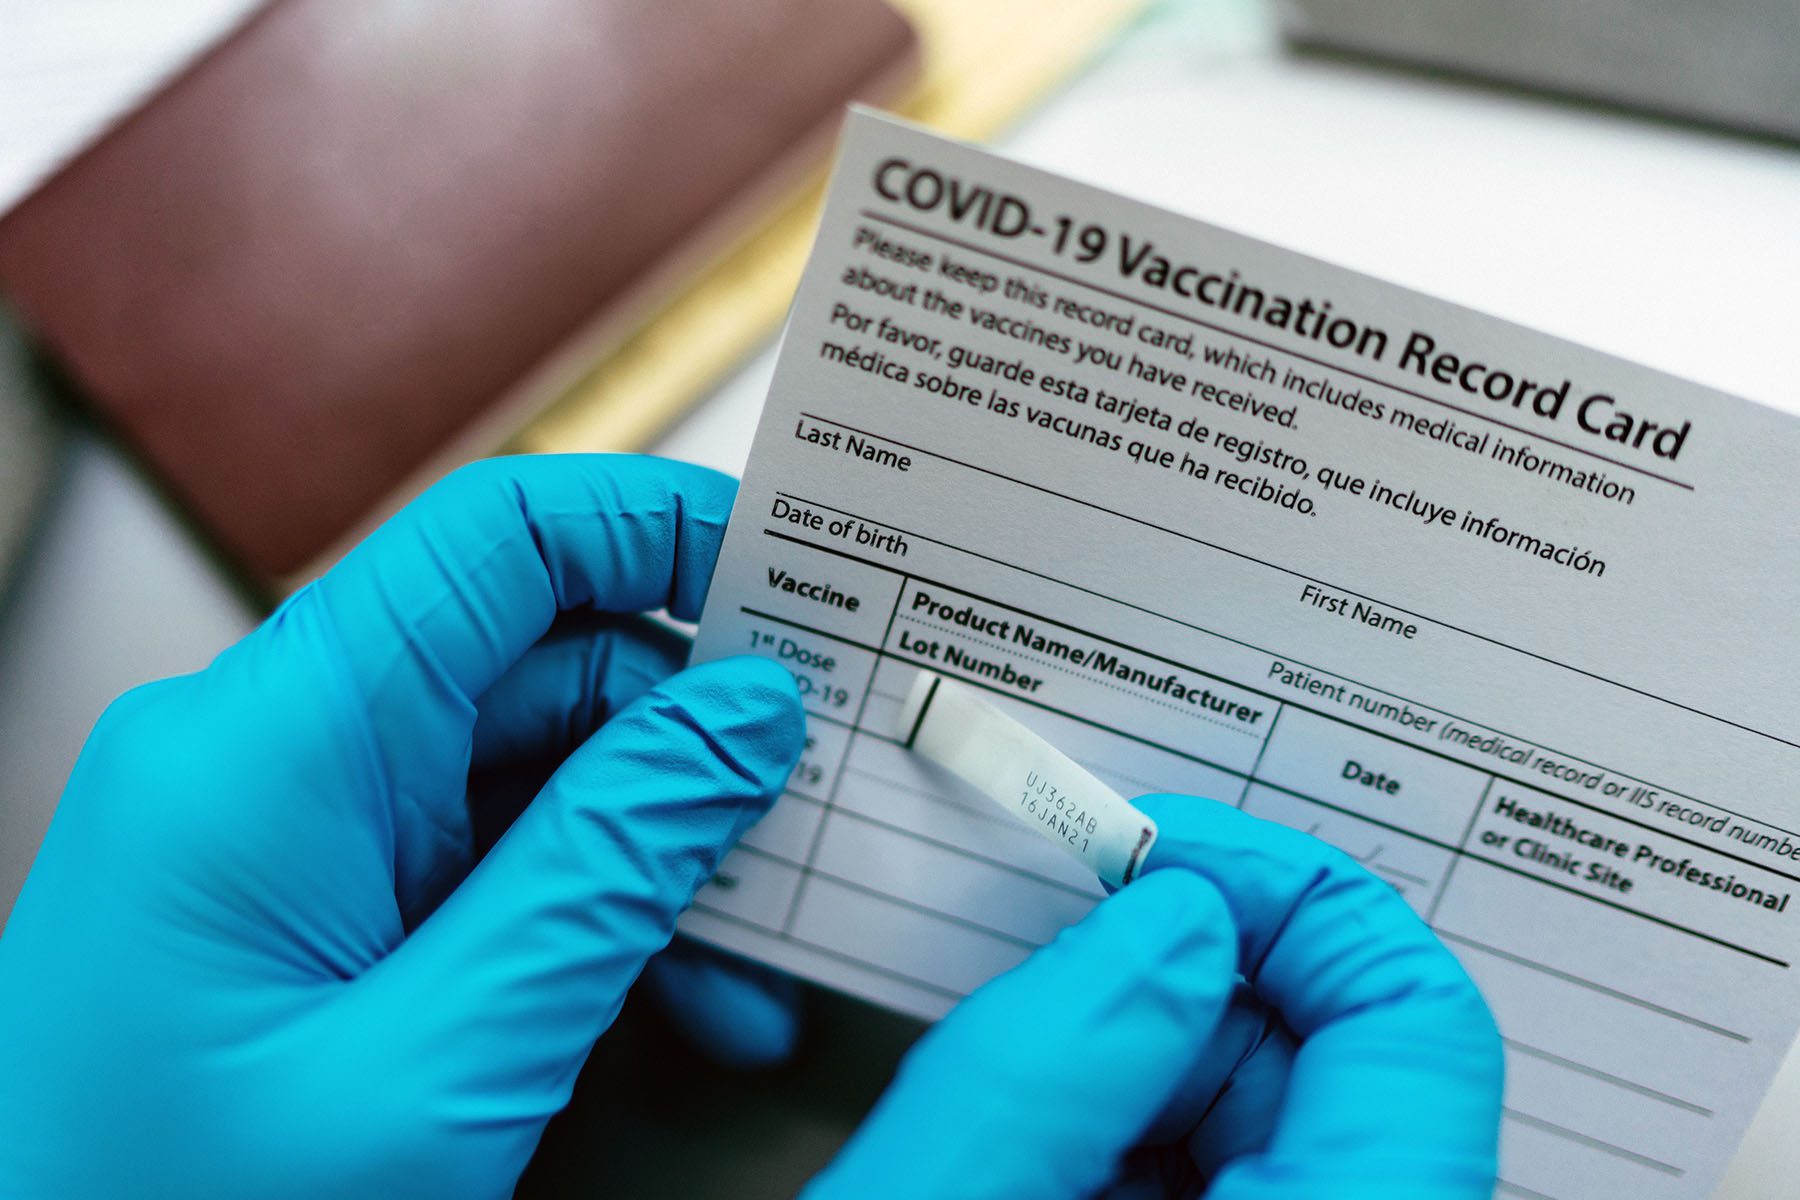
[[2, 2, 1797, 1193]]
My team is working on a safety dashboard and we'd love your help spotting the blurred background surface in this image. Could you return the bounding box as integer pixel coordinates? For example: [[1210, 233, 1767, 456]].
[[2, 2, 1798, 1195]]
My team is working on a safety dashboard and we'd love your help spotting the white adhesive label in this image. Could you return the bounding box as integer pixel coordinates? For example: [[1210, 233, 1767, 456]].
[[897, 671, 1158, 888]]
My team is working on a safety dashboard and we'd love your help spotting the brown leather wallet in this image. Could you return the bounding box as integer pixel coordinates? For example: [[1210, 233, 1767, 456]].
[[0, 0, 917, 589]]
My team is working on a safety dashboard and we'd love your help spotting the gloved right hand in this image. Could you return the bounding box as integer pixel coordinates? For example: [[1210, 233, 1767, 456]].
[[807, 793, 1504, 1198]]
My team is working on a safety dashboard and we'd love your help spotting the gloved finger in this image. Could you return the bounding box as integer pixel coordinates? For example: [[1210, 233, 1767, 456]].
[[352, 656, 802, 1159], [1097, 989, 1297, 1199], [400, 616, 693, 924], [1135, 795, 1503, 1199], [1125, 982, 1295, 1182], [1135, 983, 1282, 1142], [1183, 999, 1296, 1181], [468, 614, 802, 1071], [806, 871, 1239, 1200], [470, 613, 687, 768], [289, 454, 735, 919], [315, 454, 732, 709], [642, 939, 803, 1069]]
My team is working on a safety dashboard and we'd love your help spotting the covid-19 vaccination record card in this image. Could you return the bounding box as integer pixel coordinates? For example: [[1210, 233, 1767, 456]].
[[682, 109, 1800, 1199]]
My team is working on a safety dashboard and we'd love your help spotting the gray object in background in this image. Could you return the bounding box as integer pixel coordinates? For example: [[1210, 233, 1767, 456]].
[[0, 311, 65, 604], [1279, 0, 1800, 140]]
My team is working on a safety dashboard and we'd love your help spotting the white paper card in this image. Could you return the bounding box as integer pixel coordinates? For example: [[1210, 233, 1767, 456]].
[[683, 109, 1800, 1200]]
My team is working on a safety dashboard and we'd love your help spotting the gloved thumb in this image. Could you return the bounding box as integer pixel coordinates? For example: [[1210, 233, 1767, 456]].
[[806, 870, 1240, 1200], [341, 655, 803, 1166]]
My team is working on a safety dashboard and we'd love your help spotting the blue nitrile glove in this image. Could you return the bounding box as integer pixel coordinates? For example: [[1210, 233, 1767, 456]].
[[807, 793, 1504, 1199], [0, 455, 806, 1199]]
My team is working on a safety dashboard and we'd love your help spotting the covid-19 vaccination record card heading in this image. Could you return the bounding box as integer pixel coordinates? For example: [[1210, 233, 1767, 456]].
[[685, 109, 1800, 1199]]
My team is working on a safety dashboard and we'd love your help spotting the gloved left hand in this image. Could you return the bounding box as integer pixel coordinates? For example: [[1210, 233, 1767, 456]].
[[0, 455, 806, 1198]]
